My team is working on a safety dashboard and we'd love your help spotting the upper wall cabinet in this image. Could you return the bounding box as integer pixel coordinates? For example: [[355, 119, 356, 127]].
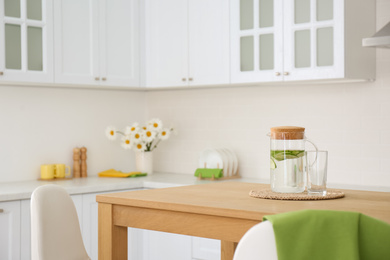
[[54, 0, 139, 87], [143, 0, 230, 88], [231, 0, 376, 84], [0, 0, 53, 83]]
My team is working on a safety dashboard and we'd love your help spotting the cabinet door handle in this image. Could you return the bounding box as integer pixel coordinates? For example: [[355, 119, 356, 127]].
[[275, 72, 281, 76], [95, 77, 100, 81], [0, 209, 3, 213], [182, 78, 187, 81], [102, 77, 106, 81], [189, 78, 193, 81], [284, 72, 290, 76], [0, 71, 3, 76]]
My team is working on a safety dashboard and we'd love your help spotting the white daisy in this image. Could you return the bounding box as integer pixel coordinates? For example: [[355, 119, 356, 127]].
[[132, 130, 143, 143], [133, 142, 146, 152], [143, 128, 157, 143], [121, 135, 133, 150], [148, 118, 163, 131], [105, 126, 117, 140], [158, 128, 171, 140], [125, 123, 139, 135]]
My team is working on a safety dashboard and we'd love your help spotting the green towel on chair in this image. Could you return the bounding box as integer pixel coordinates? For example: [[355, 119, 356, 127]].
[[263, 210, 390, 260]]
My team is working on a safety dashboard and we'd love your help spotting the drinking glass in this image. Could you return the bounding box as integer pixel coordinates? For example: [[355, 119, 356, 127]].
[[306, 150, 328, 196]]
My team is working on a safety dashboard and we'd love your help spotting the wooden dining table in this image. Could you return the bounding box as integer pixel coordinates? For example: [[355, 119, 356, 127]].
[[96, 182, 390, 260]]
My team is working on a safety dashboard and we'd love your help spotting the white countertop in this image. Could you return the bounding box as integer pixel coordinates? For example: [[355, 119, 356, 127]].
[[1, 172, 388, 202], [0, 172, 260, 202]]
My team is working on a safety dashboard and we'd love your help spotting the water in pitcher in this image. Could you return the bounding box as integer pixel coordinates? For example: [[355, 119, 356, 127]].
[[270, 150, 305, 193]]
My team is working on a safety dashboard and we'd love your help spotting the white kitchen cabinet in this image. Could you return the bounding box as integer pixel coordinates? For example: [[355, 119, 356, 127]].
[[231, 0, 376, 83], [144, 0, 230, 88], [0, 200, 21, 260], [0, 0, 53, 83], [192, 237, 221, 260], [142, 230, 192, 260], [20, 200, 30, 260], [54, 0, 139, 87]]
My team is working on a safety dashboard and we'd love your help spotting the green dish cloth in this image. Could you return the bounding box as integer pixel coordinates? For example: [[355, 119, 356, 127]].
[[194, 168, 223, 178], [263, 210, 390, 260]]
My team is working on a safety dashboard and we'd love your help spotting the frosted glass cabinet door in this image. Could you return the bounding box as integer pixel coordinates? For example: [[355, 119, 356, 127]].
[[283, 0, 343, 80], [0, 0, 53, 83], [231, 0, 283, 83]]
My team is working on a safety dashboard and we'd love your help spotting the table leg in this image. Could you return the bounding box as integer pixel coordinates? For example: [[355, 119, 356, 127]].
[[221, 240, 238, 260], [98, 203, 128, 260]]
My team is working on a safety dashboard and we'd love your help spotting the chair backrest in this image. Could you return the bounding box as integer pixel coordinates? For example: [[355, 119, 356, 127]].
[[233, 221, 278, 260], [31, 184, 90, 260]]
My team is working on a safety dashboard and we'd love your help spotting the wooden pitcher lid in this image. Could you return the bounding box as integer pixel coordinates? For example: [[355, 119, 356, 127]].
[[270, 126, 305, 140]]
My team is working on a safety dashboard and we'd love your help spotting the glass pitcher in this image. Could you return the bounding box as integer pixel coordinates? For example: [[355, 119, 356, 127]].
[[268, 126, 318, 193]]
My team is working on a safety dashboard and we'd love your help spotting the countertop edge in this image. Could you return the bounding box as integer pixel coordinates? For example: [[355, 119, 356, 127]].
[[1, 173, 389, 202], [0, 173, 253, 202]]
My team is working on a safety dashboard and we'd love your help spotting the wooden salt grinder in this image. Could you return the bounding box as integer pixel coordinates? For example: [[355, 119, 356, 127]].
[[73, 148, 81, 178], [80, 147, 87, 178]]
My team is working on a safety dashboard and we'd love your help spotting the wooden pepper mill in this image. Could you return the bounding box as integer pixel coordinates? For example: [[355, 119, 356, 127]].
[[73, 148, 81, 178], [80, 147, 87, 178]]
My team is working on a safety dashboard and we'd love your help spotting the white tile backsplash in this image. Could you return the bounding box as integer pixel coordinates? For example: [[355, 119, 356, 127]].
[[0, 86, 146, 182]]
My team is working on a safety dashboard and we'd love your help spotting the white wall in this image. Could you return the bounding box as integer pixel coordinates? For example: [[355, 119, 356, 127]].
[[0, 85, 146, 182], [147, 0, 390, 190]]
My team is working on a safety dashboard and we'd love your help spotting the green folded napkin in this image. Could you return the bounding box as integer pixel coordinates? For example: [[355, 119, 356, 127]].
[[263, 210, 390, 260], [194, 168, 223, 179], [128, 173, 147, 178]]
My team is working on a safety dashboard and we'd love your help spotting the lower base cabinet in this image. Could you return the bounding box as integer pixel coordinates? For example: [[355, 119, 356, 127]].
[[192, 237, 221, 260], [2, 188, 220, 260], [0, 201, 21, 260]]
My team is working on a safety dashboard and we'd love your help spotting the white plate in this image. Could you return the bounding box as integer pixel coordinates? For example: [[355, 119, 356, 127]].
[[198, 148, 223, 169], [220, 148, 233, 176], [224, 148, 238, 175], [216, 148, 230, 176]]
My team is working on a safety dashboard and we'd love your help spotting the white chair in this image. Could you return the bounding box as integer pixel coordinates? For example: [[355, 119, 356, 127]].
[[31, 184, 90, 260], [233, 221, 278, 260]]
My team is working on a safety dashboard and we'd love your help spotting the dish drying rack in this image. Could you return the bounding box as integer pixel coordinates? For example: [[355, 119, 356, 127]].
[[197, 162, 240, 181]]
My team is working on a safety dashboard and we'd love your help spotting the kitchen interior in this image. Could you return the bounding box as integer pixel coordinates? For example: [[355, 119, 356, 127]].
[[1, 0, 390, 259]]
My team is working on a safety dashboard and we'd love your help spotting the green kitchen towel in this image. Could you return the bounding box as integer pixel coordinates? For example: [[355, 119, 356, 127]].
[[263, 210, 390, 260], [194, 168, 223, 178]]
